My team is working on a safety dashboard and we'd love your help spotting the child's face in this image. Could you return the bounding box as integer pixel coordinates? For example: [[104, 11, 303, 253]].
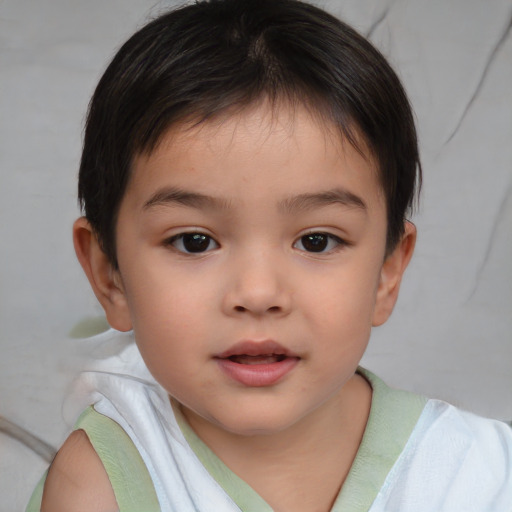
[[86, 103, 412, 436]]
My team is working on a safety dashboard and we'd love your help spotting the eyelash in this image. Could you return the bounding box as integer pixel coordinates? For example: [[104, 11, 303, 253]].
[[164, 231, 347, 255], [165, 232, 219, 254], [293, 232, 347, 254]]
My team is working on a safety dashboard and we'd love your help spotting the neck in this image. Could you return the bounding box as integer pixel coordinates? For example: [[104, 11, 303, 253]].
[[180, 373, 372, 512]]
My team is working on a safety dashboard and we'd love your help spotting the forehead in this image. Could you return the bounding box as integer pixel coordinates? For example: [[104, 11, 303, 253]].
[[126, 102, 383, 209]]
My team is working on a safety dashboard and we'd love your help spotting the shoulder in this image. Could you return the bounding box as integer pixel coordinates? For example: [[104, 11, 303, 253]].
[[411, 399, 512, 470], [403, 400, 512, 503], [370, 400, 512, 510], [41, 429, 119, 512], [420, 399, 512, 452]]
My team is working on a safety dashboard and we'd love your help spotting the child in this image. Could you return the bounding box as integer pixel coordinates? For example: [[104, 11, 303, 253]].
[[27, 0, 512, 510]]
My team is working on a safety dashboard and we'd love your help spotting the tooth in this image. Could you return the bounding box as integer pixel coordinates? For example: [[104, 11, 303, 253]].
[[230, 354, 282, 365]]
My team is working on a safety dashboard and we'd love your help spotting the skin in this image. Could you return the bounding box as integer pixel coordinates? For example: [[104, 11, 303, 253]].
[[43, 102, 415, 512]]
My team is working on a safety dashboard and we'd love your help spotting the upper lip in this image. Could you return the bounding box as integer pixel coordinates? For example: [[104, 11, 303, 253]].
[[215, 340, 299, 359]]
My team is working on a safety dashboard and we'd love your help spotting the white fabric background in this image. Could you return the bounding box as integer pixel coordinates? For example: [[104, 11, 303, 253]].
[[1, 1, 511, 509]]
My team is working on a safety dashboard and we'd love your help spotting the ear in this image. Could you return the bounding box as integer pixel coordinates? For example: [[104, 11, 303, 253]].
[[73, 217, 133, 332], [372, 221, 416, 326]]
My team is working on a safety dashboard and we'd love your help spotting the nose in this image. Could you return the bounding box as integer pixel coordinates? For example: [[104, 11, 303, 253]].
[[221, 249, 292, 318]]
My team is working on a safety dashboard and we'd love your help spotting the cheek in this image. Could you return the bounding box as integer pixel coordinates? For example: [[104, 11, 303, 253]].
[[127, 282, 215, 397], [122, 256, 213, 324], [120, 270, 216, 374], [130, 291, 209, 347], [299, 263, 381, 365], [304, 265, 381, 325]]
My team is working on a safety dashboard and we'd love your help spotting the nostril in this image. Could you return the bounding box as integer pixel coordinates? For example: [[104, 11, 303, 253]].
[[233, 305, 282, 314]]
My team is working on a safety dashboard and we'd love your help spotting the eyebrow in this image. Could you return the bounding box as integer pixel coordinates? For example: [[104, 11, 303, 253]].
[[142, 186, 366, 215], [279, 188, 367, 214], [142, 187, 231, 211]]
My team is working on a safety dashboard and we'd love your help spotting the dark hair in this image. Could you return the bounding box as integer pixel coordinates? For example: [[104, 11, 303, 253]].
[[78, 0, 421, 266]]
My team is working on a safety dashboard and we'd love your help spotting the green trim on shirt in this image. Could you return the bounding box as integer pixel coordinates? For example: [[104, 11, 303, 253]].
[[74, 406, 160, 512], [332, 368, 427, 511], [174, 403, 273, 512], [175, 368, 427, 512], [25, 407, 160, 512], [25, 471, 47, 512]]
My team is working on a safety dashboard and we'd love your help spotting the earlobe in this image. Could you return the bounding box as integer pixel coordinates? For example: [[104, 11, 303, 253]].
[[73, 217, 133, 332], [372, 221, 416, 327]]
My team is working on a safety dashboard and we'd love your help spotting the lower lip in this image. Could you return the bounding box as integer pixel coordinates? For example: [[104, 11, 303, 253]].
[[215, 357, 299, 387]]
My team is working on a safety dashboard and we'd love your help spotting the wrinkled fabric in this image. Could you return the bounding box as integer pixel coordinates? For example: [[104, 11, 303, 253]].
[[370, 399, 512, 511]]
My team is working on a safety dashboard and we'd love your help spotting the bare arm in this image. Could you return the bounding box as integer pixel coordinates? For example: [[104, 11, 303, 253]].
[[41, 429, 119, 512]]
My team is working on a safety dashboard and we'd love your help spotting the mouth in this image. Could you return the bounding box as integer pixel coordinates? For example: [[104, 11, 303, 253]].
[[214, 340, 300, 387], [226, 354, 289, 365], [215, 340, 296, 359]]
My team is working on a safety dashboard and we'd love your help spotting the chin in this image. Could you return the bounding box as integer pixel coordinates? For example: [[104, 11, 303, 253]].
[[209, 405, 308, 438]]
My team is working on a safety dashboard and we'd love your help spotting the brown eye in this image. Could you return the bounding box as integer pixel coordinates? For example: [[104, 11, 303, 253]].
[[302, 233, 328, 252], [168, 233, 219, 253], [294, 233, 344, 253]]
